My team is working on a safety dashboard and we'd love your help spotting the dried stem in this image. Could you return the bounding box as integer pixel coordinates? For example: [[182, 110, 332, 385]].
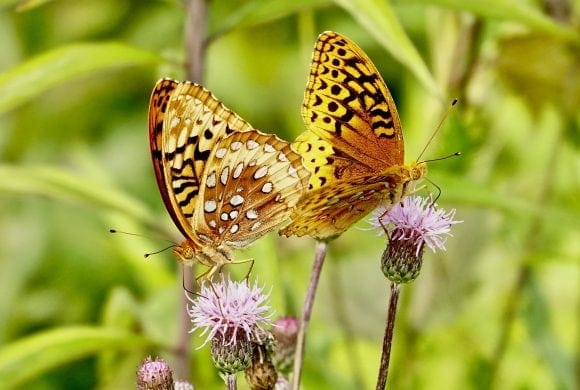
[[291, 240, 328, 390], [225, 373, 237, 390], [185, 0, 206, 82], [176, 269, 194, 380], [376, 282, 401, 390], [175, 0, 207, 381]]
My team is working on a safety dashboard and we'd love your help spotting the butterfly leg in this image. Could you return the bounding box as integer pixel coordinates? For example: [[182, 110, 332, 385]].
[[195, 265, 219, 285], [242, 259, 255, 282], [408, 183, 427, 195], [377, 208, 391, 238], [224, 257, 255, 281]]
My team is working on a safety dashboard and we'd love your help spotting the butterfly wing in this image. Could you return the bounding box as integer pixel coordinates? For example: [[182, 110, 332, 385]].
[[194, 130, 309, 248], [300, 31, 405, 189], [280, 166, 412, 239], [148, 79, 253, 240], [281, 31, 413, 238]]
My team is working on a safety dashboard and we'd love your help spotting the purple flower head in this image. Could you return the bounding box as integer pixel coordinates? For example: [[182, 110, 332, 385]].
[[371, 195, 461, 255], [136, 356, 173, 390], [187, 276, 273, 348]]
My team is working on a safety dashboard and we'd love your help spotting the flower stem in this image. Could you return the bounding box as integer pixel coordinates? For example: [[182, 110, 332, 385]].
[[225, 373, 237, 390], [291, 240, 328, 390], [376, 282, 401, 390]]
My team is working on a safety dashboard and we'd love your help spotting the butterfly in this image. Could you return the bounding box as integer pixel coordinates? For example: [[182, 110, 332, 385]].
[[279, 31, 427, 240], [149, 79, 309, 279]]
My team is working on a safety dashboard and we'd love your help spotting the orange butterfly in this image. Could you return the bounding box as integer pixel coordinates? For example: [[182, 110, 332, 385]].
[[280, 32, 426, 240], [149, 79, 309, 279]]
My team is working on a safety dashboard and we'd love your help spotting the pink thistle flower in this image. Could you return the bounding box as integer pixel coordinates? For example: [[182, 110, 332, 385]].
[[187, 276, 273, 347], [187, 276, 273, 374], [370, 195, 462, 283], [371, 195, 461, 255]]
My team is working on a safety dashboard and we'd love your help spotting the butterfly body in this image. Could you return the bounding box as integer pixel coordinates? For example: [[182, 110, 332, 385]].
[[279, 31, 426, 240], [173, 239, 232, 268], [149, 79, 309, 276]]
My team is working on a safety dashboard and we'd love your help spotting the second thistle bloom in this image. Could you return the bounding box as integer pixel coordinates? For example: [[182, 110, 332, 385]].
[[187, 276, 273, 374], [371, 195, 461, 283]]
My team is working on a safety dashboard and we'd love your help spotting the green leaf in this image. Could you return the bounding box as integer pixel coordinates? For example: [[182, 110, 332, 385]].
[[333, 0, 441, 98], [209, 0, 331, 40], [0, 164, 176, 290], [403, 0, 579, 42], [0, 326, 151, 388], [0, 164, 161, 232], [0, 42, 161, 114]]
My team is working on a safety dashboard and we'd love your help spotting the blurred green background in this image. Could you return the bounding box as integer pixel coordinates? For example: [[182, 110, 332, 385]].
[[0, 0, 578, 389]]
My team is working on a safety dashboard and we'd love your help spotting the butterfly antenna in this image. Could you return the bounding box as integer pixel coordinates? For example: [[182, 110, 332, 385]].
[[420, 151, 462, 164], [144, 244, 176, 258], [416, 98, 458, 162], [109, 229, 177, 245]]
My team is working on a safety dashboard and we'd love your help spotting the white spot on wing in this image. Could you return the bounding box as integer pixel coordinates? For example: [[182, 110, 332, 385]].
[[230, 141, 243, 151], [220, 212, 229, 221], [170, 117, 180, 129], [246, 209, 258, 219], [254, 166, 268, 179], [218, 227, 225, 234], [264, 143, 276, 153], [221, 166, 230, 185], [229, 210, 239, 219], [288, 166, 298, 178], [215, 148, 227, 159], [278, 152, 289, 162], [261, 182, 273, 193], [249, 159, 257, 167], [204, 200, 217, 213], [209, 220, 217, 228], [247, 140, 259, 150], [251, 221, 262, 231], [233, 162, 244, 179], [230, 194, 244, 206], [206, 171, 216, 188], [230, 224, 239, 234]]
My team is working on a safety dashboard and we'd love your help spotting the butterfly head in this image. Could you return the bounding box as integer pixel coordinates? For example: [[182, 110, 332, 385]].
[[172, 239, 234, 268], [172, 240, 197, 266], [409, 161, 427, 181]]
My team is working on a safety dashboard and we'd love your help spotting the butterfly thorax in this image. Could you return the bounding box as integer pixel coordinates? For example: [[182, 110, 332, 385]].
[[172, 239, 233, 268]]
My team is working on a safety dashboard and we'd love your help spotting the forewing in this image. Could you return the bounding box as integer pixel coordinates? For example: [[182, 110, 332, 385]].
[[301, 31, 405, 183], [148, 79, 254, 239]]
